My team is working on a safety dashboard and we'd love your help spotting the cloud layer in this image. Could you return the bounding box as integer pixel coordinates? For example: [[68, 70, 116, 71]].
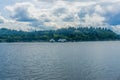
[[0, 0, 120, 33]]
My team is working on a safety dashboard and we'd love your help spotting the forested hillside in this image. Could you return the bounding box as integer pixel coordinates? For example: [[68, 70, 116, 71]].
[[0, 27, 119, 42]]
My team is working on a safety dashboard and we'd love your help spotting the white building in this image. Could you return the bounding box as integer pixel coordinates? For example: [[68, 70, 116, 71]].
[[49, 39, 55, 42], [58, 39, 67, 42]]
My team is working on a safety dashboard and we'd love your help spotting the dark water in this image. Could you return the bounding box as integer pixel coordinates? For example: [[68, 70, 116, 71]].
[[0, 42, 120, 80]]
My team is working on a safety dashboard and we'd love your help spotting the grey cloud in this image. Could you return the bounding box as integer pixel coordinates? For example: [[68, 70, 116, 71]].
[[6, 2, 37, 22], [29, 21, 55, 30], [0, 16, 6, 24], [63, 16, 74, 22], [11, 7, 37, 22], [36, 0, 55, 3], [36, 0, 98, 2], [53, 7, 68, 17], [4, 0, 120, 31], [78, 10, 87, 18], [0, 19, 4, 24], [106, 13, 120, 25], [97, 2, 120, 25]]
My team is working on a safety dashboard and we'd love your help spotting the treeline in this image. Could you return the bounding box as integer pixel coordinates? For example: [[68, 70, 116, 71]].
[[0, 27, 119, 42]]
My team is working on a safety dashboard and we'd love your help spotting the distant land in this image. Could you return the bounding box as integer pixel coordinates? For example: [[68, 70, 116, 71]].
[[0, 27, 119, 42]]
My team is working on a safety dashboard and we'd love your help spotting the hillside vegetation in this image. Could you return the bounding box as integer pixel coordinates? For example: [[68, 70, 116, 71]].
[[0, 27, 119, 42]]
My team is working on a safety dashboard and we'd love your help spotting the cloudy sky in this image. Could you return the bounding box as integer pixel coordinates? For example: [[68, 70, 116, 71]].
[[0, 0, 120, 32]]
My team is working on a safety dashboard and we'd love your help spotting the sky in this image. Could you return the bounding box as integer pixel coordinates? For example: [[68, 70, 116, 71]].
[[0, 0, 120, 33]]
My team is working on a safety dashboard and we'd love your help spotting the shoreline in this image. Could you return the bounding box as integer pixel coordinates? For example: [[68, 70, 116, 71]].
[[0, 40, 120, 44]]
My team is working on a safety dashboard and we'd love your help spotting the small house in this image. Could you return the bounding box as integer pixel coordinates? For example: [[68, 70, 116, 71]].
[[49, 39, 55, 42], [58, 39, 67, 42]]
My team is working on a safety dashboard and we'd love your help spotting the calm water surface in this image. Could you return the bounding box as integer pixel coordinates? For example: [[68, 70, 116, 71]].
[[0, 41, 120, 80]]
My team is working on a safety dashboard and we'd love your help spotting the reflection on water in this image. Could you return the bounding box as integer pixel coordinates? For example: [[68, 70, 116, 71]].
[[0, 42, 120, 80]]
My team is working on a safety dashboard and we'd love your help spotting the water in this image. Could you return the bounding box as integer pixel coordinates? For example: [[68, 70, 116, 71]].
[[0, 42, 120, 80]]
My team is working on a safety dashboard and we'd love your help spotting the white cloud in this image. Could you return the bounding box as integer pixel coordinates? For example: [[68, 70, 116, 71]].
[[0, 0, 119, 32], [0, 16, 5, 24], [3, 1, 107, 29], [0, 21, 39, 31], [0, 13, 38, 31], [80, 13, 106, 27], [6, 2, 38, 22], [0, 14, 8, 24], [111, 25, 120, 34]]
